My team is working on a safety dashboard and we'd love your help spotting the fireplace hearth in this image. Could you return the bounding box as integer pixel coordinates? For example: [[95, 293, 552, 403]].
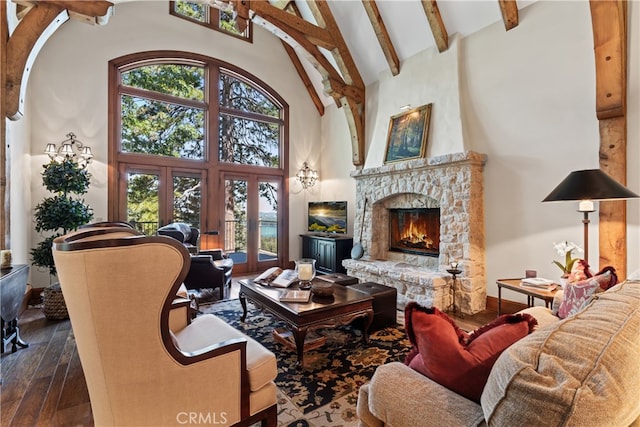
[[389, 208, 440, 257]]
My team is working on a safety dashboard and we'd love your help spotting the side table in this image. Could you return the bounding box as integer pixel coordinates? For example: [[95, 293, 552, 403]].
[[1, 264, 30, 353], [496, 278, 558, 315]]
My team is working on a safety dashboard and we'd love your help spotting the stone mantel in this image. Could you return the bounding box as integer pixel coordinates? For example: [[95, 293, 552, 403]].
[[346, 151, 488, 314], [350, 151, 488, 180]]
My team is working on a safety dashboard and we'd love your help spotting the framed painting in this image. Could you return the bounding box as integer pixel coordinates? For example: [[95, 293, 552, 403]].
[[384, 103, 432, 163]]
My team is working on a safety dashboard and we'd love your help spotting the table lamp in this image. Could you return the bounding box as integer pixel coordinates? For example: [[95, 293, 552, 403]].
[[542, 169, 638, 262]]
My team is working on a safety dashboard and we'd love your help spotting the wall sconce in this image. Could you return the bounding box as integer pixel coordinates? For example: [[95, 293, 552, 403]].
[[44, 132, 93, 169], [296, 162, 318, 190]]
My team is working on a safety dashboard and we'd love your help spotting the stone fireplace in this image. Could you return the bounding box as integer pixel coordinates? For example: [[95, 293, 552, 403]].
[[343, 151, 487, 314]]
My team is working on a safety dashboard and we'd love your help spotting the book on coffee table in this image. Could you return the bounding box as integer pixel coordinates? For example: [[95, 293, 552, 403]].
[[279, 290, 311, 303], [316, 273, 359, 285]]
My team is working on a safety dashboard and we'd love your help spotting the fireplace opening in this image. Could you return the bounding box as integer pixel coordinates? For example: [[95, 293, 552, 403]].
[[389, 208, 440, 257]]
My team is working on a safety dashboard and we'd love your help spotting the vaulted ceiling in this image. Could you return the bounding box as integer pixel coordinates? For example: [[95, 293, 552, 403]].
[[4, 0, 538, 167], [0, 0, 633, 273]]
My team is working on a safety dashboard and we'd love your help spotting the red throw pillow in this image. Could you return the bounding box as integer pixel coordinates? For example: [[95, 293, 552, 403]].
[[404, 303, 537, 402]]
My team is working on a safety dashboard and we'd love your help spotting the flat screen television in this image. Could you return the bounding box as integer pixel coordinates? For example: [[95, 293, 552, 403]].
[[308, 201, 347, 234]]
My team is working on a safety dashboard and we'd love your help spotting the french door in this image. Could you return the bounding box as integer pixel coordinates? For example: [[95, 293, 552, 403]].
[[118, 164, 207, 236], [222, 173, 281, 274]]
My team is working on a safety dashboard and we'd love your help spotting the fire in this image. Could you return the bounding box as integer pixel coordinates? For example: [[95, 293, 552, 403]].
[[399, 220, 434, 248]]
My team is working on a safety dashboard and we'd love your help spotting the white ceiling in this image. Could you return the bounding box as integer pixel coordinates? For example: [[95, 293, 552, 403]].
[[110, 0, 538, 107], [282, 0, 538, 106]]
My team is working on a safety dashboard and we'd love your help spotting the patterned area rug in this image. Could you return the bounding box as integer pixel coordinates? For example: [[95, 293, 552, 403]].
[[199, 299, 411, 427]]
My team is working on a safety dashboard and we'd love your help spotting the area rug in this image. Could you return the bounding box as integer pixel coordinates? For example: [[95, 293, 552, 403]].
[[199, 299, 411, 426]]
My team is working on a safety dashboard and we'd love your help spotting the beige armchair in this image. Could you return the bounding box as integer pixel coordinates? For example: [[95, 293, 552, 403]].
[[52, 226, 277, 426]]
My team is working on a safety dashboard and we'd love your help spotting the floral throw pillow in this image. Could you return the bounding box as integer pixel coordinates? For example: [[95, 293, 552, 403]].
[[557, 271, 612, 318]]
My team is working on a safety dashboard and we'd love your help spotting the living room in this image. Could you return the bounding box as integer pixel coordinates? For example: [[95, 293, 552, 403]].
[[1, 0, 639, 426]]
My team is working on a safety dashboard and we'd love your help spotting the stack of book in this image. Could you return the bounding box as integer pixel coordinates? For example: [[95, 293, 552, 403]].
[[520, 277, 558, 290]]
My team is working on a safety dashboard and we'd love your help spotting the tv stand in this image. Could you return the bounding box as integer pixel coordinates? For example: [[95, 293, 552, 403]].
[[301, 234, 353, 274]]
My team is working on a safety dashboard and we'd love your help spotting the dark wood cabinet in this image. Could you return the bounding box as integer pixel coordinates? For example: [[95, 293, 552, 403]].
[[300, 235, 353, 274]]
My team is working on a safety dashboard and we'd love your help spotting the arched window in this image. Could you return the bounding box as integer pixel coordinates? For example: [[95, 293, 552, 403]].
[[108, 51, 289, 273]]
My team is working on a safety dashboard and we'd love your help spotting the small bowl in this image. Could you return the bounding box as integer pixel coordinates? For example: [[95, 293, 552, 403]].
[[311, 282, 334, 297]]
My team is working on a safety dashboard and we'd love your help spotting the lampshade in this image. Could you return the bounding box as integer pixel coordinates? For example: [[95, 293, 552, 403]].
[[43, 132, 93, 169], [542, 169, 638, 203]]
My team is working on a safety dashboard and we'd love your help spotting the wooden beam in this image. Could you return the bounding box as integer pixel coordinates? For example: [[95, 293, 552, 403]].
[[307, 1, 365, 165], [308, 1, 364, 88], [249, 1, 336, 50], [5, 3, 68, 120], [420, 0, 448, 52], [598, 117, 628, 279], [15, 1, 113, 25], [590, 1, 626, 120], [498, 0, 519, 31], [281, 42, 324, 116], [589, 1, 628, 277], [361, 0, 400, 76], [247, 0, 365, 164]]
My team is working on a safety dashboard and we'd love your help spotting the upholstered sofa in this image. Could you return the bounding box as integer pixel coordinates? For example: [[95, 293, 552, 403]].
[[357, 279, 640, 427]]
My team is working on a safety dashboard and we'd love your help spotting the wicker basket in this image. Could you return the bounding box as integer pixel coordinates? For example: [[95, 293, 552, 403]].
[[43, 283, 69, 320]]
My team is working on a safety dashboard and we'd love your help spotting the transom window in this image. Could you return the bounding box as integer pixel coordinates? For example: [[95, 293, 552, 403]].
[[169, 1, 252, 41]]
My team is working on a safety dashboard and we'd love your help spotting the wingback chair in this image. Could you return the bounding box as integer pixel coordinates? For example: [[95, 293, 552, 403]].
[[52, 226, 277, 426]]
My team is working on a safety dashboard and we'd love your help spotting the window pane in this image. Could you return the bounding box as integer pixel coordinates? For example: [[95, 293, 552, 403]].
[[122, 64, 204, 101], [219, 72, 279, 118], [121, 95, 205, 160], [173, 174, 201, 228], [224, 179, 248, 263], [219, 114, 279, 167], [174, 1, 207, 22], [127, 172, 159, 235], [219, 10, 248, 37], [258, 181, 278, 261]]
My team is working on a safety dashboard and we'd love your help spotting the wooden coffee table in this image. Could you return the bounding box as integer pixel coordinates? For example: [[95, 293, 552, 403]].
[[239, 278, 374, 367]]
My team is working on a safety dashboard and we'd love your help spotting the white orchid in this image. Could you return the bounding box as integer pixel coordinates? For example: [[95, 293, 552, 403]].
[[552, 241, 583, 274]]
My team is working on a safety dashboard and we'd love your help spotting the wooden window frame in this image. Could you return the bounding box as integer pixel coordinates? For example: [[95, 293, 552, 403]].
[[169, 1, 253, 43]]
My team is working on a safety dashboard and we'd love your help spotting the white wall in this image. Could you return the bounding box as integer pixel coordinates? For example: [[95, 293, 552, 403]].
[[320, 0, 640, 301], [10, 0, 639, 294], [20, 1, 320, 287]]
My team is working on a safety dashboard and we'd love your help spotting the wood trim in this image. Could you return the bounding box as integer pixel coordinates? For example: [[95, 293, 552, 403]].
[[362, 0, 400, 76], [420, 0, 448, 53], [1, 0, 7, 249], [5, 3, 67, 120], [498, 0, 519, 31]]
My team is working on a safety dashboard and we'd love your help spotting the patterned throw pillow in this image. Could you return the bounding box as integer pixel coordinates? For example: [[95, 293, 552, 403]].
[[403, 303, 537, 402], [557, 271, 612, 318]]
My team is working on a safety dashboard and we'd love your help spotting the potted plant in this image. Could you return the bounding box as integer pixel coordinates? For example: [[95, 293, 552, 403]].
[[31, 158, 93, 319]]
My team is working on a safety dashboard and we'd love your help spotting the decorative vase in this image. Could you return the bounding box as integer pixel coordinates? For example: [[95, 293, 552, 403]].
[[295, 258, 316, 290], [559, 274, 570, 289]]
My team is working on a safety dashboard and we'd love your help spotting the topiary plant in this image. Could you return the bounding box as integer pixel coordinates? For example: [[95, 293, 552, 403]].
[[31, 158, 93, 278]]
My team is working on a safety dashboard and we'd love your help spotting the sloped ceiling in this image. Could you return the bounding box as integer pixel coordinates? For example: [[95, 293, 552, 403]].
[[3, 0, 537, 166]]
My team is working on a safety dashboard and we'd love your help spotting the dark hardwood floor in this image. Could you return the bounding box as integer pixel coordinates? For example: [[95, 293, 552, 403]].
[[1, 280, 497, 426]]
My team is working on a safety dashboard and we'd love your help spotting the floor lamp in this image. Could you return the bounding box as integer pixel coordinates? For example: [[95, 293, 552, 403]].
[[542, 169, 639, 263]]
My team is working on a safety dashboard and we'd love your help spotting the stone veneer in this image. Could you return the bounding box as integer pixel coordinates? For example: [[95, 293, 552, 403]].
[[343, 151, 487, 314]]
